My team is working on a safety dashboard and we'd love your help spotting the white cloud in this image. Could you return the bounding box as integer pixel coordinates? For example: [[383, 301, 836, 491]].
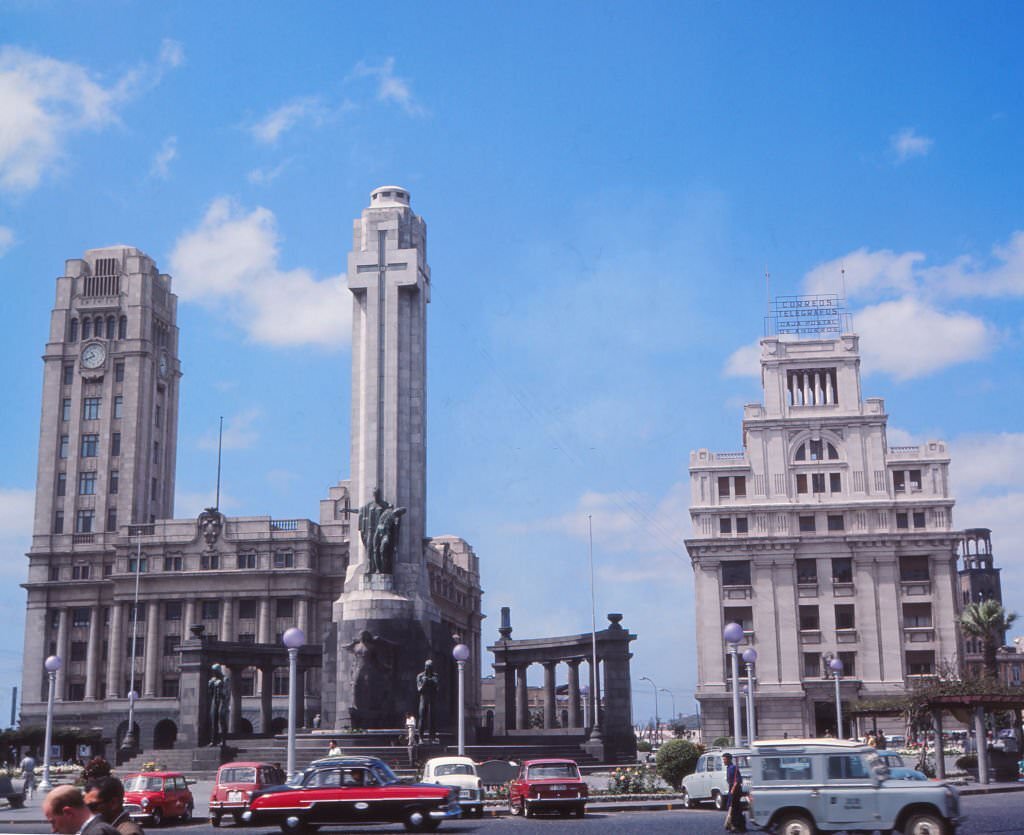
[[350, 58, 424, 116], [170, 197, 351, 349], [251, 97, 325, 144], [921, 231, 1024, 298], [723, 341, 761, 378], [890, 127, 933, 163], [198, 408, 262, 452], [150, 136, 177, 179], [0, 226, 14, 257], [0, 45, 180, 194], [950, 433, 1024, 496], [885, 426, 920, 447], [854, 297, 994, 380], [0, 487, 33, 580], [159, 39, 185, 69], [247, 160, 290, 186], [803, 248, 924, 299]]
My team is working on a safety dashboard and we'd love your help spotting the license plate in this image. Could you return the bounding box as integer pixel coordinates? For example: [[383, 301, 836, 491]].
[[551, 784, 566, 791], [228, 791, 243, 802]]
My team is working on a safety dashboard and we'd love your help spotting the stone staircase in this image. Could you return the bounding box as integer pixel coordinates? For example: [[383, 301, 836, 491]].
[[116, 745, 227, 777]]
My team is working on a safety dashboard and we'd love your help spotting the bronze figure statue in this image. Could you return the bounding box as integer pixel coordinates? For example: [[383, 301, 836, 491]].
[[416, 659, 439, 739], [208, 663, 229, 745], [345, 487, 407, 575]]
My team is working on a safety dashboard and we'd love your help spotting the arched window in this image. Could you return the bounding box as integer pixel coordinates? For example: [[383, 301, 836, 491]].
[[106, 316, 116, 339], [795, 443, 806, 461], [82, 318, 91, 339], [118, 316, 127, 339], [827, 442, 839, 460], [69, 318, 79, 342]]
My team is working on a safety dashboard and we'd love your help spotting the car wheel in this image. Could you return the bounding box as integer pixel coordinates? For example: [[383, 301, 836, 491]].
[[279, 815, 309, 835], [210, 814, 221, 828], [775, 813, 816, 835], [150, 808, 163, 827], [681, 788, 693, 809], [402, 807, 438, 832], [712, 790, 726, 811], [904, 813, 948, 835], [508, 796, 521, 815]]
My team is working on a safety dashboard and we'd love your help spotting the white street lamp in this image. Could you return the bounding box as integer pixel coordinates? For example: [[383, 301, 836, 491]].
[[829, 657, 844, 738], [742, 648, 758, 743], [39, 655, 62, 792], [659, 688, 676, 732], [452, 643, 470, 756], [283, 627, 306, 778], [581, 685, 590, 729], [723, 623, 744, 745], [640, 676, 659, 745]]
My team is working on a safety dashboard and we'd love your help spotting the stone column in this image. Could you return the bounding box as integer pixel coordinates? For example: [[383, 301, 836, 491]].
[[542, 662, 557, 729], [260, 665, 274, 734], [220, 598, 234, 643], [492, 654, 510, 735], [84, 606, 101, 700], [974, 706, 989, 784], [567, 659, 581, 728], [107, 603, 124, 698], [143, 601, 160, 697], [515, 664, 530, 730], [55, 608, 68, 700], [183, 600, 196, 633], [257, 599, 272, 696]]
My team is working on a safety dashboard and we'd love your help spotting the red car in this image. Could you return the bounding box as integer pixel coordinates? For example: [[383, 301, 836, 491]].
[[246, 755, 460, 833], [123, 771, 194, 826], [508, 758, 587, 818], [209, 761, 286, 826]]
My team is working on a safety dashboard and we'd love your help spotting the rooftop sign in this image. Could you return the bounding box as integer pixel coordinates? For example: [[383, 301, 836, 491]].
[[765, 294, 850, 337]]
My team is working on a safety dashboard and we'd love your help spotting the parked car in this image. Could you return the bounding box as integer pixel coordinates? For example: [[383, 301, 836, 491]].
[[245, 755, 460, 833], [746, 739, 961, 834], [507, 758, 587, 818], [875, 751, 928, 781], [209, 761, 286, 826], [681, 749, 750, 810], [421, 756, 485, 818], [123, 772, 194, 826]]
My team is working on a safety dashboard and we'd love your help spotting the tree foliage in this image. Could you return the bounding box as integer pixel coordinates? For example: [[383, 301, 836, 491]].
[[959, 600, 1018, 678], [654, 738, 702, 790]]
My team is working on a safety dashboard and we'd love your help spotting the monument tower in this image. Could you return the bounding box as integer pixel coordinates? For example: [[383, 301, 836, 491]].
[[332, 187, 445, 729]]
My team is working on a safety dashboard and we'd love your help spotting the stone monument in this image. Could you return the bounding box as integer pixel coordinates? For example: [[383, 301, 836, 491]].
[[330, 187, 450, 730]]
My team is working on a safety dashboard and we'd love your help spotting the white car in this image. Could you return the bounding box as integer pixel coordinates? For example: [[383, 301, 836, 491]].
[[681, 750, 750, 810], [421, 756, 486, 817]]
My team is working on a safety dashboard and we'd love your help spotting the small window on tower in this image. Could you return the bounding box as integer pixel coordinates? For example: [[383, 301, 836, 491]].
[[82, 318, 91, 339], [893, 471, 906, 493], [57, 473, 66, 497], [718, 476, 731, 498], [734, 476, 746, 497], [719, 517, 732, 534], [796, 473, 808, 494], [118, 316, 127, 339], [63, 365, 74, 385], [69, 319, 79, 342], [115, 361, 124, 382], [111, 432, 121, 457], [827, 443, 839, 460], [62, 398, 71, 422]]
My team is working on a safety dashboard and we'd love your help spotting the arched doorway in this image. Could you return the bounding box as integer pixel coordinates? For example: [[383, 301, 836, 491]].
[[238, 718, 254, 735], [270, 717, 287, 735], [153, 719, 177, 749]]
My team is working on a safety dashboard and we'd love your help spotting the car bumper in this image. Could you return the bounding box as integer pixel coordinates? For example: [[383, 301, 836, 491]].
[[527, 796, 587, 804], [430, 802, 463, 820]]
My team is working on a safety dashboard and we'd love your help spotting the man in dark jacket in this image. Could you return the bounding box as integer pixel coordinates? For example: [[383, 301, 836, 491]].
[[83, 777, 145, 835], [723, 753, 745, 832], [44, 786, 120, 835]]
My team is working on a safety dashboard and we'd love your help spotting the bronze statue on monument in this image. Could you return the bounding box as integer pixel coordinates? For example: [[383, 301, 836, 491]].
[[345, 487, 407, 575]]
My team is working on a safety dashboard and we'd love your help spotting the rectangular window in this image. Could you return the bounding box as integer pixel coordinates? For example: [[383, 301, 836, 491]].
[[831, 557, 853, 583], [913, 511, 926, 529], [106, 507, 117, 531], [237, 552, 257, 569], [155, 404, 162, 427], [63, 364, 74, 385], [799, 515, 816, 532], [161, 679, 180, 698], [56, 472, 66, 497], [67, 682, 85, 702], [899, 555, 930, 582], [906, 650, 935, 676], [238, 599, 258, 620], [735, 516, 749, 534], [838, 651, 856, 677], [896, 512, 909, 529], [719, 517, 732, 534], [49, 565, 61, 581], [62, 398, 72, 421], [721, 561, 751, 586], [111, 432, 121, 456], [909, 469, 922, 491], [796, 558, 817, 584], [165, 602, 183, 621], [812, 473, 826, 493], [75, 509, 94, 533], [734, 476, 746, 498], [109, 470, 118, 494], [103, 563, 112, 576], [201, 600, 220, 620], [799, 605, 820, 630], [893, 470, 906, 493], [803, 653, 821, 678], [200, 553, 220, 570], [718, 476, 731, 498], [151, 477, 158, 502], [276, 598, 294, 619], [53, 511, 64, 533], [78, 471, 96, 495], [903, 602, 932, 628], [163, 635, 180, 656], [796, 473, 808, 494], [827, 514, 845, 531], [59, 435, 69, 459], [829, 472, 842, 493], [113, 395, 123, 419], [125, 640, 144, 658], [809, 439, 823, 460], [272, 669, 289, 696], [723, 606, 753, 631], [835, 604, 855, 630], [71, 564, 91, 580], [71, 607, 90, 626], [70, 641, 88, 662], [240, 673, 255, 697], [273, 550, 294, 569], [81, 434, 99, 457], [82, 397, 101, 420], [238, 633, 256, 644], [163, 556, 182, 572], [114, 361, 125, 382]]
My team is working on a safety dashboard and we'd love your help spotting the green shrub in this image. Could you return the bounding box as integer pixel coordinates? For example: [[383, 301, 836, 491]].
[[607, 765, 656, 795], [636, 739, 652, 752], [655, 739, 702, 790]]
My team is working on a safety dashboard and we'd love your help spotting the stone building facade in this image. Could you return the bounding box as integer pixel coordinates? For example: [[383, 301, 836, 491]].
[[686, 331, 962, 740], [20, 190, 483, 752]]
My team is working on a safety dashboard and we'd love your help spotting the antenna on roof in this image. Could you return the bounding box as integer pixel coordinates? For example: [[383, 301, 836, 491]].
[[765, 268, 772, 335], [215, 415, 224, 512], [840, 264, 848, 301]]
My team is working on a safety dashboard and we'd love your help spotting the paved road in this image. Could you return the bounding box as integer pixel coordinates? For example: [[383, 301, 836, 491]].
[[4, 792, 1024, 835]]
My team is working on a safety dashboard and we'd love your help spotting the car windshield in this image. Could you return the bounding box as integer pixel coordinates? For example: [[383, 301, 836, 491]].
[[868, 752, 890, 779], [435, 764, 475, 777], [527, 764, 579, 780], [219, 767, 257, 784], [127, 776, 163, 792]]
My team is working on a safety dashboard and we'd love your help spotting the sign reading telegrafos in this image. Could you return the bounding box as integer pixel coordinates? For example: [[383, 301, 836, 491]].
[[771, 294, 844, 336]]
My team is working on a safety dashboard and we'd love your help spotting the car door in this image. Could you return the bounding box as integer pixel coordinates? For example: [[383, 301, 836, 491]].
[[707, 755, 723, 800], [822, 754, 880, 828]]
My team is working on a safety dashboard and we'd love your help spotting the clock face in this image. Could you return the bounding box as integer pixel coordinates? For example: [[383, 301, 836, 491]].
[[80, 342, 106, 369]]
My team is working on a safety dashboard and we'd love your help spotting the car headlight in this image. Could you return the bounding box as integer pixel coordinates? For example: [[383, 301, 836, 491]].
[[140, 798, 150, 808]]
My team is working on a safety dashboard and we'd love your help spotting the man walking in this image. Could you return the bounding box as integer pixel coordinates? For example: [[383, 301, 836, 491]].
[[84, 777, 144, 835], [19, 752, 36, 800], [723, 752, 745, 832]]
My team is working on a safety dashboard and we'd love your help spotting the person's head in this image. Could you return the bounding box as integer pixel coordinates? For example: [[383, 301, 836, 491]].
[[722, 753, 733, 764], [83, 776, 125, 824], [424, 659, 433, 669], [43, 786, 89, 834]]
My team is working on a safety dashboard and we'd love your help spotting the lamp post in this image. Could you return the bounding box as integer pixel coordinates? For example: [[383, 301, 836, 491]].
[[829, 657, 844, 739], [452, 643, 470, 755], [586, 516, 601, 738], [39, 655, 62, 792], [283, 627, 305, 779], [581, 685, 590, 729], [723, 622, 744, 745], [121, 533, 144, 758], [659, 688, 676, 726], [640, 676, 659, 745], [742, 648, 758, 744]]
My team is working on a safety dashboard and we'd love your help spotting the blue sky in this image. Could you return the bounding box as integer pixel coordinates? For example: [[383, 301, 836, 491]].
[[2, 3, 1023, 729]]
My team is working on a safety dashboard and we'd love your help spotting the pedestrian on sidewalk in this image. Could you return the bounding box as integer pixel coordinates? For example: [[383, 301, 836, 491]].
[[19, 752, 36, 800], [723, 752, 746, 832]]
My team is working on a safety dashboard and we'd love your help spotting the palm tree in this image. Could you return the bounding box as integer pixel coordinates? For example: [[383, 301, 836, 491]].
[[959, 600, 1018, 678]]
